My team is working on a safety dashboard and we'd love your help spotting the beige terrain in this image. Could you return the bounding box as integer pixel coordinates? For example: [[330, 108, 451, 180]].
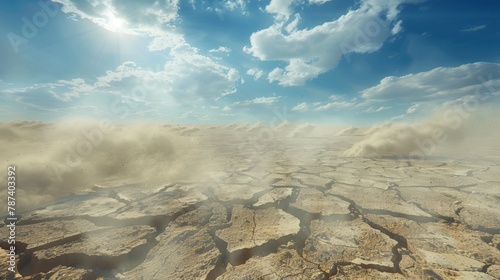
[[0, 122, 499, 279]]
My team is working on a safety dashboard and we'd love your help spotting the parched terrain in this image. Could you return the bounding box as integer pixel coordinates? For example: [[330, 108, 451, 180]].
[[1, 133, 499, 279]]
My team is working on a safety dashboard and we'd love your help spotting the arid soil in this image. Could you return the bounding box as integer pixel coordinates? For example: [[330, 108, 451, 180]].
[[1, 131, 499, 279]]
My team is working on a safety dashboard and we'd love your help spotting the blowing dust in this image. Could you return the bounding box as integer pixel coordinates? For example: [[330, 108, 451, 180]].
[[1, 105, 498, 214], [343, 105, 500, 160], [0, 120, 215, 214]]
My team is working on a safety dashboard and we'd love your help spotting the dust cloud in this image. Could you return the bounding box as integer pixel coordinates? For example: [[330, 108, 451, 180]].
[[0, 120, 213, 213], [343, 105, 500, 160], [1, 106, 498, 214], [0, 119, 337, 213]]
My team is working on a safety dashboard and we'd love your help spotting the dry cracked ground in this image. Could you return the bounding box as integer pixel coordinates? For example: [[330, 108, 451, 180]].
[[1, 132, 499, 279]]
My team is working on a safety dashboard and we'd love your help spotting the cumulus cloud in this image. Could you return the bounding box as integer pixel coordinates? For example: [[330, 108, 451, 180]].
[[265, 0, 295, 20], [272, 62, 499, 118], [163, 44, 240, 98], [246, 67, 265, 80], [285, 13, 301, 33], [246, 0, 425, 86], [361, 62, 500, 101], [1, 45, 241, 117]]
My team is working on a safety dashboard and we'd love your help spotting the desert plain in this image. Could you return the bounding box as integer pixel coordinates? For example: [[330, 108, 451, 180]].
[[0, 120, 499, 279]]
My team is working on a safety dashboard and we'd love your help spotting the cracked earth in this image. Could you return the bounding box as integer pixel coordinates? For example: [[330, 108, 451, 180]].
[[1, 132, 499, 279]]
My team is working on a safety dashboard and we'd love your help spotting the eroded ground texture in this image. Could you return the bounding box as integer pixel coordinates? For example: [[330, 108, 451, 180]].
[[1, 130, 499, 279]]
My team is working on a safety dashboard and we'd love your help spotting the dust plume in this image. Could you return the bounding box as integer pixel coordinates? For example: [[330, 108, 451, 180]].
[[343, 104, 500, 160], [0, 120, 215, 213]]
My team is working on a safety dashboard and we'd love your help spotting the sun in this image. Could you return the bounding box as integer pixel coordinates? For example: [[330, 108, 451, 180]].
[[104, 11, 126, 33]]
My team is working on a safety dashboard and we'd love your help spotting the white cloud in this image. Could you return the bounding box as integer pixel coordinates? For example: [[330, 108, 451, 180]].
[[361, 62, 500, 101], [224, 0, 248, 13], [189, 0, 196, 9], [265, 0, 332, 20], [285, 13, 301, 33], [2, 78, 95, 102], [406, 103, 420, 114], [461, 25, 486, 32], [292, 102, 309, 111], [222, 96, 280, 112], [364, 106, 390, 113], [209, 46, 232, 53], [303, 94, 372, 112], [1, 46, 241, 116], [246, 0, 425, 86], [163, 44, 241, 98], [308, 0, 332, 4], [265, 0, 295, 20], [246, 67, 264, 80], [391, 20, 403, 35], [357, 62, 500, 121], [314, 101, 359, 111], [53, 0, 183, 51], [208, 0, 249, 18], [248, 96, 280, 104]]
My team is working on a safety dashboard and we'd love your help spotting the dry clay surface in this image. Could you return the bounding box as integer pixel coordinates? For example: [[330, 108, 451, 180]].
[[1, 134, 499, 280]]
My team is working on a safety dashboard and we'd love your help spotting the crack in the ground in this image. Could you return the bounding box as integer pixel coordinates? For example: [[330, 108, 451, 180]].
[[465, 224, 500, 235], [385, 183, 460, 225], [481, 263, 492, 273], [227, 235, 297, 267], [295, 178, 334, 192], [322, 195, 409, 276], [107, 190, 132, 206], [405, 199, 497, 234], [9, 171, 497, 279], [205, 223, 231, 280], [251, 210, 258, 247], [11, 201, 205, 278], [20, 228, 158, 276], [205, 205, 233, 280]]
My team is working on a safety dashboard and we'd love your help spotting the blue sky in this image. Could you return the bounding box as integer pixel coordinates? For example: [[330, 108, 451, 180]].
[[0, 0, 499, 125]]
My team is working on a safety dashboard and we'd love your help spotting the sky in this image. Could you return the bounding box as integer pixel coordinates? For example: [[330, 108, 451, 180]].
[[0, 0, 499, 125]]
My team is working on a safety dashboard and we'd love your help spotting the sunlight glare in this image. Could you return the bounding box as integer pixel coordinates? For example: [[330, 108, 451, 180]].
[[105, 11, 126, 33]]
